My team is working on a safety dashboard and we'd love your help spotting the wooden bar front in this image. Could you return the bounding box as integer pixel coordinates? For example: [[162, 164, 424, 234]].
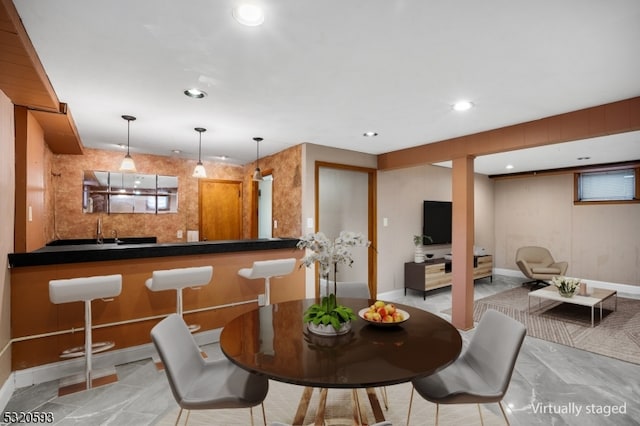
[[10, 246, 304, 370]]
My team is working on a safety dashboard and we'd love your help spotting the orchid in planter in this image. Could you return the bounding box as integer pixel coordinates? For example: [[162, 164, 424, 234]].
[[551, 276, 581, 297], [297, 231, 369, 333]]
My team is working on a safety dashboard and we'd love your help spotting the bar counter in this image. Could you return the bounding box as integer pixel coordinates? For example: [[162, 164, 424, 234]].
[[9, 239, 305, 370], [8, 237, 299, 267]]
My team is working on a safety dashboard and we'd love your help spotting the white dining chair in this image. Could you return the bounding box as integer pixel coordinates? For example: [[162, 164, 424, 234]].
[[151, 314, 269, 426], [407, 309, 526, 426]]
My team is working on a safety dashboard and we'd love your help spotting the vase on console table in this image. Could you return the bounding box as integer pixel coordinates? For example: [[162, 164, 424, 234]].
[[414, 245, 424, 263]]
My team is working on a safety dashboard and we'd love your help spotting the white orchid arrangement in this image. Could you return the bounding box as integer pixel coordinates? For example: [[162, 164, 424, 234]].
[[298, 231, 370, 331], [297, 231, 370, 276], [551, 276, 581, 294]]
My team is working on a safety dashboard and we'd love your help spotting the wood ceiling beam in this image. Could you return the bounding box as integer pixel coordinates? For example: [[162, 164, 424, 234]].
[[377, 96, 640, 171], [0, 0, 83, 154]]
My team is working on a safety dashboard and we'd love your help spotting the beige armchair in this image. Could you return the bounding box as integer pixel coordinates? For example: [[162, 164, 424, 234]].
[[515, 246, 568, 289]]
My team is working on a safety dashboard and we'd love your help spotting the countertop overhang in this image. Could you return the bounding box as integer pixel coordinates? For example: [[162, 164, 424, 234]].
[[8, 238, 300, 268]]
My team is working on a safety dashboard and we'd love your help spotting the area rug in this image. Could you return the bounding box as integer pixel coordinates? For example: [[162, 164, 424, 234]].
[[155, 379, 505, 425], [451, 286, 640, 365]]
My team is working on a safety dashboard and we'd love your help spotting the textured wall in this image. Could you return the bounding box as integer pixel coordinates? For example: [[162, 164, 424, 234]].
[[241, 144, 302, 239], [52, 149, 244, 243], [51, 146, 303, 244]]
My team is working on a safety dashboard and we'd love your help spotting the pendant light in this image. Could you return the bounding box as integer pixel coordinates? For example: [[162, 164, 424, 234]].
[[192, 127, 207, 178], [252, 137, 264, 181], [119, 115, 137, 172]]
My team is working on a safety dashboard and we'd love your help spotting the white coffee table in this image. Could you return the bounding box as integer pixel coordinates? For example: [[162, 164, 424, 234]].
[[528, 285, 617, 327]]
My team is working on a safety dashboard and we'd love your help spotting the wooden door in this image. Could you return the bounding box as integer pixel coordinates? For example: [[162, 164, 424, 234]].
[[199, 179, 242, 241]]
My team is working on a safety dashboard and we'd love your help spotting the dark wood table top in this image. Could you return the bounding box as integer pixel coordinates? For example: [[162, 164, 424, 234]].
[[220, 298, 462, 389]]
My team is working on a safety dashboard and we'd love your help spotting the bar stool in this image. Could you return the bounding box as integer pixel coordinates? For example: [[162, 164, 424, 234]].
[[237, 258, 296, 305], [145, 266, 213, 332], [49, 274, 122, 393]]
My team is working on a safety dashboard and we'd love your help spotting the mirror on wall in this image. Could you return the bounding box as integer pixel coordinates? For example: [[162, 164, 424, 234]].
[[83, 171, 178, 214]]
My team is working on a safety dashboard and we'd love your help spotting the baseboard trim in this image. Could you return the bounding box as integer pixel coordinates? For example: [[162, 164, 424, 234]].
[[11, 328, 221, 389], [0, 372, 15, 414], [494, 268, 640, 296]]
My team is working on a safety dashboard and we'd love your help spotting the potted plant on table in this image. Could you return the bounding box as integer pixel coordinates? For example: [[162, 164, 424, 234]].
[[551, 276, 581, 297], [297, 231, 369, 335], [302, 293, 356, 335], [413, 235, 432, 263]]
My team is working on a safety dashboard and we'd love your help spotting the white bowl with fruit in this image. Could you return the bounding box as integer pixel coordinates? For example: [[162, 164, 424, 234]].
[[358, 300, 410, 327]]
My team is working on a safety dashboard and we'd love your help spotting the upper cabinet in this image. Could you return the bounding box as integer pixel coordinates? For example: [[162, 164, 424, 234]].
[[83, 171, 178, 214]]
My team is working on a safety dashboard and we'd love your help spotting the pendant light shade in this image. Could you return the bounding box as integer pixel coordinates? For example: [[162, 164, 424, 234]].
[[252, 137, 264, 181], [192, 127, 207, 178], [119, 115, 137, 172]]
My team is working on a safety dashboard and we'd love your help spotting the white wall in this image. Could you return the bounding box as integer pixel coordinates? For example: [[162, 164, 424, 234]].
[[300, 143, 378, 297], [377, 164, 494, 294], [318, 167, 369, 282], [0, 90, 15, 395]]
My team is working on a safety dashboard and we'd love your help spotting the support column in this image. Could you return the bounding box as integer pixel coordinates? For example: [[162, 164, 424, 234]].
[[451, 155, 475, 330]]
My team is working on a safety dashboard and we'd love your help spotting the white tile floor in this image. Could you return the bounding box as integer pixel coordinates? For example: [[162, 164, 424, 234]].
[[2, 275, 639, 425]]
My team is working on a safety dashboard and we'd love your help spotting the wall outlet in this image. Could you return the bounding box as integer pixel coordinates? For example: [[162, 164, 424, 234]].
[[273, 219, 278, 229], [177, 230, 183, 239], [258, 294, 266, 306]]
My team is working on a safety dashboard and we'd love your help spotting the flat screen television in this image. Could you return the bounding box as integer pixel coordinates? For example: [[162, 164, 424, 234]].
[[422, 200, 452, 245]]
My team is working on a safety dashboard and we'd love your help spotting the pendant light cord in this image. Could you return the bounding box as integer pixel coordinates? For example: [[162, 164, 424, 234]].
[[126, 120, 131, 156]]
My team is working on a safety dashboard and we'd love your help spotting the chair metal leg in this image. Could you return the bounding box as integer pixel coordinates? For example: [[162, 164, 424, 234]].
[[174, 407, 191, 426], [261, 402, 267, 426], [381, 386, 389, 410], [84, 300, 93, 390], [435, 403, 439, 426], [406, 385, 414, 426], [498, 401, 511, 426], [249, 406, 254, 426], [264, 277, 271, 306], [477, 403, 485, 426]]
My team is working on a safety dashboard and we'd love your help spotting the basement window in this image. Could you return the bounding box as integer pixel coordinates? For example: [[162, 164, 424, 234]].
[[576, 168, 637, 203]]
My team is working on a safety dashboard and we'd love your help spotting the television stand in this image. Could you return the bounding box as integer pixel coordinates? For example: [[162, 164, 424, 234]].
[[404, 255, 493, 300]]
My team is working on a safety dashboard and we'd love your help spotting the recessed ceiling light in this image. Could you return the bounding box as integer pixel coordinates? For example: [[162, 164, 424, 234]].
[[363, 131, 378, 137], [118, 143, 126, 149], [506, 164, 514, 170], [453, 100, 473, 112], [184, 88, 207, 98], [172, 149, 181, 154], [232, 4, 265, 26]]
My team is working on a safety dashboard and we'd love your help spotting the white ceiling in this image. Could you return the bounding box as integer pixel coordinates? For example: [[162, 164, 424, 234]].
[[14, 0, 640, 175]]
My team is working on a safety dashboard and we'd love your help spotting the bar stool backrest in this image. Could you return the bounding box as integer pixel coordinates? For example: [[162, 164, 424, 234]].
[[49, 274, 122, 303], [146, 266, 213, 291]]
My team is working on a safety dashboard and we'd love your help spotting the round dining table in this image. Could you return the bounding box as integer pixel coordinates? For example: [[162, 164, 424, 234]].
[[220, 298, 462, 425]]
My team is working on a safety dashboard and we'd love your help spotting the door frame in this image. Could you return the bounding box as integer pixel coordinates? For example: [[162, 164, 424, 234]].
[[250, 169, 273, 239], [314, 161, 377, 298]]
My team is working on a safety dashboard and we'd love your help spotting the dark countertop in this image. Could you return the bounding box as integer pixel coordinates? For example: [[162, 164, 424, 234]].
[[8, 238, 300, 268]]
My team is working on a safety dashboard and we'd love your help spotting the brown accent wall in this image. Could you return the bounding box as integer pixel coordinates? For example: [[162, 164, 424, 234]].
[[51, 148, 244, 244], [242, 144, 303, 239], [48, 145, 303, 245]]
